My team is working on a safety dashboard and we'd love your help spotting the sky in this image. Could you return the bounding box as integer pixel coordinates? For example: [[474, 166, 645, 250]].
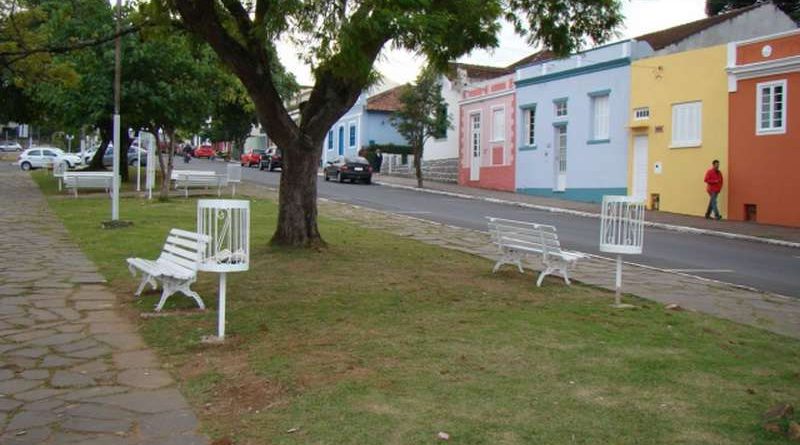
[[276, 0, 709, 87]]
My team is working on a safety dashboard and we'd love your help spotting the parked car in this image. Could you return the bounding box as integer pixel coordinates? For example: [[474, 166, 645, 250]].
[[241, 148, 264, 167], [259, 147, 282, 171], [0, 141, 23, 152], [16, 147, 82, 170], [82, 149, 97, 164], [193, 145, 216, 159], [102, 146, 148, 167], [323, 156, 373, 184]]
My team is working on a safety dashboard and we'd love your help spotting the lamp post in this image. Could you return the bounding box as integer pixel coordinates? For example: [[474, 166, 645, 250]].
[[111, 0, 122, 221], [65, 134, 74, 153]]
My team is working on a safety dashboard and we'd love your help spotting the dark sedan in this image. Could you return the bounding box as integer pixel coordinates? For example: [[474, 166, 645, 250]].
[[323, 156, 373, 184]]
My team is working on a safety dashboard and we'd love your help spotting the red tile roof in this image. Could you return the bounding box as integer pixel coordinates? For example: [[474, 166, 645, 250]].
[[636, 3, 762, 50], [365, 85, 410, 112]]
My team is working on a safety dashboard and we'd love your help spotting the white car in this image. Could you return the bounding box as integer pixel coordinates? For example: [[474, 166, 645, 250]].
[[16, 147, 82, 171], [0, 141, 23, 152]]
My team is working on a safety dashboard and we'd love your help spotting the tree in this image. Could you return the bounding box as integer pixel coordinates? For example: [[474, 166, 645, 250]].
[[392, 67, 450, 189], [706, 0, 799, 22], [155, 0, 622, 248]]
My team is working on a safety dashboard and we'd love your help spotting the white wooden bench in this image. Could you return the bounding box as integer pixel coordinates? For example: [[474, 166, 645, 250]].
[[63, 171, 114, 197], [487, 217, 586, 286], [126, 228, 210, 312], [171, 170, 226, 198]]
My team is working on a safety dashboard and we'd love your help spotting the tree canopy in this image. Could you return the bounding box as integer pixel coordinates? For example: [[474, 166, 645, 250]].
[[159, 0, 624, 247], [392, 66, 450, 189]]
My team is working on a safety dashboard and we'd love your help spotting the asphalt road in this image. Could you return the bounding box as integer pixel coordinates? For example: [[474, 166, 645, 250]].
[[178, 159, 800, 298]]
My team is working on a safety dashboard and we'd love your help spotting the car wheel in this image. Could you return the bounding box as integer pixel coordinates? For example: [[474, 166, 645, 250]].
[[20, 162, 31, 171]]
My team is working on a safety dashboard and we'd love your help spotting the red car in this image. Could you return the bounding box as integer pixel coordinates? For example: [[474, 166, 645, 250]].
[[193, 145, 216, 159], [241, 148, 264, 167]]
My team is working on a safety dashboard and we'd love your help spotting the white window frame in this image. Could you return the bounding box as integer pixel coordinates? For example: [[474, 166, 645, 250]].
[[554, 100, 568, 118], [522, 106, 536, 147], [348, 122, 357, 148], [756, 80, 787, 135], [490, 106, 506, 142], [670, 101, 702, 148], [590, 94, 610, 141], [634, 107, 650, 120]]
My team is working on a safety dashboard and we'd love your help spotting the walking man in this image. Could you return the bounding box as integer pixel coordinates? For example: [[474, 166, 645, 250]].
[[704, 159, 723, 220]]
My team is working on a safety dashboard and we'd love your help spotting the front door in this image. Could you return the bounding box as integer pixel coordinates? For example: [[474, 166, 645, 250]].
[[469, 113, 481, 181], [632, 135, 648, 200], [554, 125, 567, 191], [338, 126, 344, 157]]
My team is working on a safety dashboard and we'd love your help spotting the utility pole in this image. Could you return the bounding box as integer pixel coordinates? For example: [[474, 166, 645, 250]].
[[111, 0, 122, 221]]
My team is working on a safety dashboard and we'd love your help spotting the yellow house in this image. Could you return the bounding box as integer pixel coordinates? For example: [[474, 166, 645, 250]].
[[627, 45, 728, 218]]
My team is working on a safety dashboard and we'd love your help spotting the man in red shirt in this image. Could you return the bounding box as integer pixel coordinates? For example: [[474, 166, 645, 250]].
[[704, 159, 723, 220]]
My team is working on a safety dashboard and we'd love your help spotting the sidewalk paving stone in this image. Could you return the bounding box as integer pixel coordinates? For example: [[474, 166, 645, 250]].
[[0, 165, 209, 443]]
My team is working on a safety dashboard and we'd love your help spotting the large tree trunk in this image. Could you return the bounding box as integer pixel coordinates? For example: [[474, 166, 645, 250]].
[[87, 121, 112, 170], [271, 138, 324, 248], [157, 129, 175, 200], [414, 145, 423, 188]]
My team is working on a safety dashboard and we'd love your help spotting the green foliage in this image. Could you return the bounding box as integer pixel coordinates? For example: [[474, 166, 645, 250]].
[[706, 0, 799, 22], [391, 65, 451, 186], [392, 67, 450, 154]]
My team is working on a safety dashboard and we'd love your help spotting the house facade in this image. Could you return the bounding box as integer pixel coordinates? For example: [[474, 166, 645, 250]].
[[513, 41, 653, 202], [458, 74, 517, 191], [411, 65, 508, 182], [626, 4, 796, 216], [727, 29, 800, 227], [628, 45, 730, 217], [322, 85, 408, 165]]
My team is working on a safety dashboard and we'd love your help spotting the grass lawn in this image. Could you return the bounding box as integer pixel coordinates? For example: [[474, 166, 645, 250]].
[[34, 172, 800, 445]]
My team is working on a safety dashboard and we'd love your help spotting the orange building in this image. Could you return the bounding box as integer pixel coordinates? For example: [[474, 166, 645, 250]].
[[727, 30, 800, 227]]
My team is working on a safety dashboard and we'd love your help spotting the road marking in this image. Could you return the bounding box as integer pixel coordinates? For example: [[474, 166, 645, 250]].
[[664, 269, 734, 273]]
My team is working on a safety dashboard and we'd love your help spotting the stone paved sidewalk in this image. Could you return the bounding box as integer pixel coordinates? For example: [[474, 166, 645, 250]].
[[237, 182, 800, 340], [372, 174, 800, 245], [0, 166, 208, 444]]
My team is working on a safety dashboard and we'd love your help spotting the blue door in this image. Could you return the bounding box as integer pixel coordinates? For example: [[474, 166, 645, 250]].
[[338, 126, 344, 156]]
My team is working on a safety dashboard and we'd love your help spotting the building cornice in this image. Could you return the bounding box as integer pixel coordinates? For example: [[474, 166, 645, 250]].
[[515, 58, 631, 87], [727, 55, 800, 92]]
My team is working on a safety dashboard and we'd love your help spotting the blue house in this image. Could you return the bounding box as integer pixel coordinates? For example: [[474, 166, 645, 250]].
[[514, 40, 653, 202], [322, 85, 409, 164]]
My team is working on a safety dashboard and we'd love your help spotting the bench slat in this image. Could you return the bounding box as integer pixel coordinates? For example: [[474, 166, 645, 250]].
[[162, 243, 202, 263], [166, 235, 205, 251], [158, 251, 197, 271], [169, 228, 210, 242]]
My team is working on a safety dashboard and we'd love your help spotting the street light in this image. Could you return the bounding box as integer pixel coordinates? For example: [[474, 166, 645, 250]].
[[111, 0, 121, 221], [65, 134, 74, 153]]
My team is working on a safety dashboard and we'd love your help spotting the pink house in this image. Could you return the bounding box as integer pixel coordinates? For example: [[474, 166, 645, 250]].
[[458, 74, 516, 191]]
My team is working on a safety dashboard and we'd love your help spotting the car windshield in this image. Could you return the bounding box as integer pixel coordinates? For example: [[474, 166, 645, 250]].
[[344, 157, 369, 164]]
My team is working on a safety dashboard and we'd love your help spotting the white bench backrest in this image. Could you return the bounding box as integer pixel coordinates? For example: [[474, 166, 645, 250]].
[[63, 172, 114, 188], [488, 217, 564, 258], [157, 228, 211, 273]]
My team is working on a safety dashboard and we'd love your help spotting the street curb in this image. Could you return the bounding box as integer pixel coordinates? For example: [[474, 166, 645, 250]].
[[373, 180, 800, 249]]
